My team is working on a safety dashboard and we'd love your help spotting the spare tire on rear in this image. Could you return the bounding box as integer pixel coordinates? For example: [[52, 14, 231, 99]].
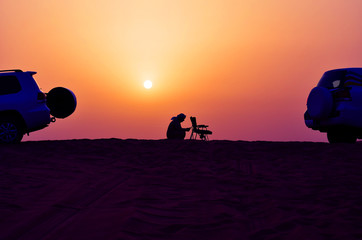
[[47, 87, 77, 119], [307, 86, 333, 120]]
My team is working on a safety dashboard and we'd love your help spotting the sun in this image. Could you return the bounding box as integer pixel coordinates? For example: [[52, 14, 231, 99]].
[[144, 80, 153, 89]]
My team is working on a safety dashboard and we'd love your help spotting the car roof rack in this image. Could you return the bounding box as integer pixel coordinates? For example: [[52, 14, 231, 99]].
[[0, 69, 23, 73]]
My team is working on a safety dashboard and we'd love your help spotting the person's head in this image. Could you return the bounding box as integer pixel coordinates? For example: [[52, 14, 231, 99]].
[[177, 113, 186, 122]]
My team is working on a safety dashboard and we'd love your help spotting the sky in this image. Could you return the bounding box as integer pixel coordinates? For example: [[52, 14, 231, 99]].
[[1, 0, 362, 142]]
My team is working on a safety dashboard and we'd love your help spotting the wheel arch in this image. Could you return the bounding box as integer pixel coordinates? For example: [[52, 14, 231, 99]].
[[0, 110, 28, 134]]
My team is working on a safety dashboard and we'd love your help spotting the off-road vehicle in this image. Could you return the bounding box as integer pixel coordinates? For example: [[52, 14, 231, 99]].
[[0, 69, 76, 143], [305, 68, 362, 143]]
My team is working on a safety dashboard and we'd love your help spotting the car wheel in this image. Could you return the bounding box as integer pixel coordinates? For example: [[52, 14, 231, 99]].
[[327, 128, 357, 143], [0, 117, 24, 143], [307, 87, 333, 120], [47, 87, 77, 119]]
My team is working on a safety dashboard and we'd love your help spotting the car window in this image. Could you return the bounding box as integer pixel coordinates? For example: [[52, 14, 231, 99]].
[[0, 75, 22, 95], [317, 70, 347, 89]]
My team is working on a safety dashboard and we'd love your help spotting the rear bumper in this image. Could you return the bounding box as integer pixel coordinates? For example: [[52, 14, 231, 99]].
[[22, 105, 51, 132], [305, 102, 362, 131], [304, 110, 339, 131]]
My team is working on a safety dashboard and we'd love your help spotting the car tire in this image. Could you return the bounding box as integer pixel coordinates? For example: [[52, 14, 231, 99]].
[[327, 128, 357, 143], [46, 87, 77, 119], [307, 87, 333, 120], [0, 117, 24, 143]]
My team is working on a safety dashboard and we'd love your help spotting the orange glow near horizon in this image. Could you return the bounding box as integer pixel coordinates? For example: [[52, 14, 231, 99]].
[[1, 0, 362, 141]]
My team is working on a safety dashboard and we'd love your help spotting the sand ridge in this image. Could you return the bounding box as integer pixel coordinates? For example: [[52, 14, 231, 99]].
[[1, 139, 362, 239]]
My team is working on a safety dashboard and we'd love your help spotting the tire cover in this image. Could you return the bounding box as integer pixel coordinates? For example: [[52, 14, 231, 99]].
[[47, 87, 77, 119], [307, 86, 333, 120]]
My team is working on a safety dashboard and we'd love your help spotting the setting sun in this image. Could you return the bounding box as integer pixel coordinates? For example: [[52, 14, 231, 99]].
[[144, 80, 153, 89]]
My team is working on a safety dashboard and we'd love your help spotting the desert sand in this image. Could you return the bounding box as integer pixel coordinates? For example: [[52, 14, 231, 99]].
[[1, 139, 362, 239]]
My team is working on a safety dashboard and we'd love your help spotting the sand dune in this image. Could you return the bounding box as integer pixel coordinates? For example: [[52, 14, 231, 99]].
[[1, 139, 362, 239]]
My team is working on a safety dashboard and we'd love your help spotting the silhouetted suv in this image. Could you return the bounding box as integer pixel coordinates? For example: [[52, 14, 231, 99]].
[[305, 68, 362, 143], [0, 69, 76, 143]]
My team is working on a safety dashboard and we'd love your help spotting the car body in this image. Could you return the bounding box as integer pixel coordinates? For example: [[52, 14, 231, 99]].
[[305, 68, 362, 143], [0, 69, 76, 143]]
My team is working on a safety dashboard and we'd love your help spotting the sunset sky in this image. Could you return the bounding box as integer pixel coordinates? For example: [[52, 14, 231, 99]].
[[1, 0, 362, 141]]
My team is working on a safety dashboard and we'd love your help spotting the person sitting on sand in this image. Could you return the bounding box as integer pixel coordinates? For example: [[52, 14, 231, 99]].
[[167, 113, 191, 140]]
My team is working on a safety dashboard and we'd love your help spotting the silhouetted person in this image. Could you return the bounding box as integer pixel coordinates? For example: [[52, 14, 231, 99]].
[[167, 113, 191, 140]]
